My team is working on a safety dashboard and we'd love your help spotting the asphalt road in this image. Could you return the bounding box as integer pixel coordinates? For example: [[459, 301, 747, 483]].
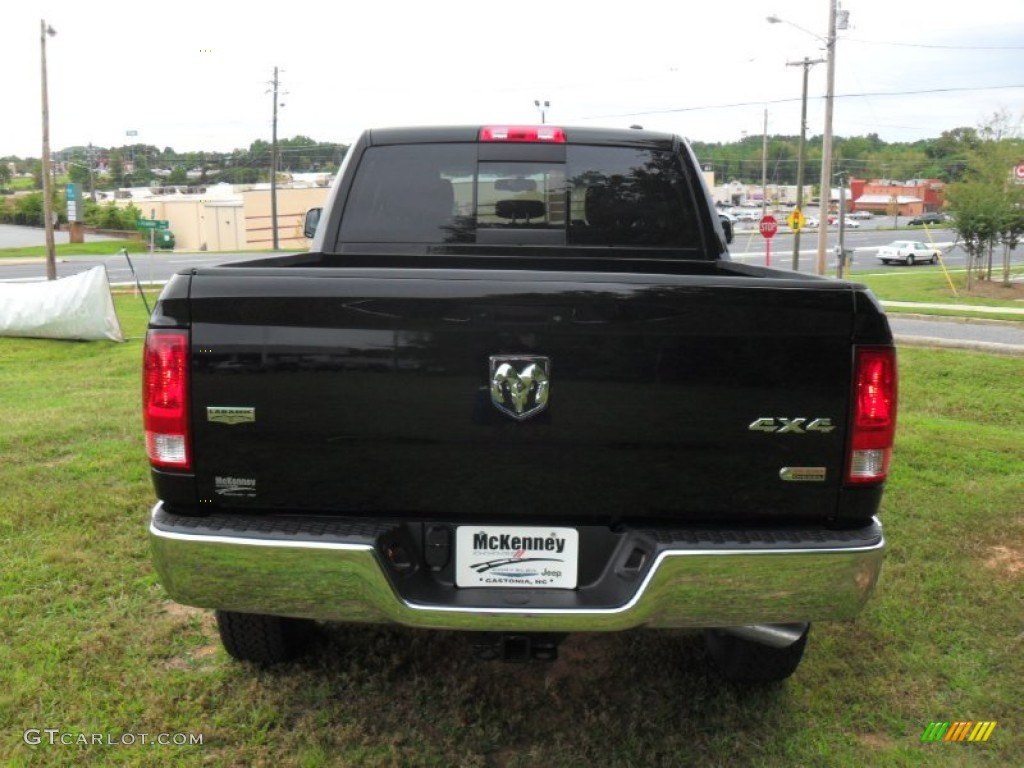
[[888, 316, 1024, 350], [729, 227, 967, 272], [0, 223, 119, 248]]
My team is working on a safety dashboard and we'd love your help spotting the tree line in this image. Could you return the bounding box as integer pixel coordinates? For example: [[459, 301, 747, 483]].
[[690, 126, 992, 186], [0, 136, 349, 191]]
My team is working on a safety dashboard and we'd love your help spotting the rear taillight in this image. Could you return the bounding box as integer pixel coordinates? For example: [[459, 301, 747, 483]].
[[143, 330, 191, 470], [480, 126, 566, 143], [847, 346, 898, 484]]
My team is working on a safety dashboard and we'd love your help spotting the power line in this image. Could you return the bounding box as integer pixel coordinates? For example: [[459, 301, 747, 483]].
[[577, 83, 1024, 121], [844, 37, 1024, 51]]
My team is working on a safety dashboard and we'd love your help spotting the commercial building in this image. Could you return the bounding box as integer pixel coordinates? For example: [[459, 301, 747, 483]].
[[110, 178, 331, 251]]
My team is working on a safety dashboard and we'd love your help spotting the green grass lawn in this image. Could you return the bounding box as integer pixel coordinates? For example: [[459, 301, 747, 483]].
[[846, 267, 1024, 322], [1, 296, 1021, 766], [0, 239, 148, 259]]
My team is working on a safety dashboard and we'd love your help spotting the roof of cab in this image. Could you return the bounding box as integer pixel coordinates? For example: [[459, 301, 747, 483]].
[[364, 125, 681, 150]]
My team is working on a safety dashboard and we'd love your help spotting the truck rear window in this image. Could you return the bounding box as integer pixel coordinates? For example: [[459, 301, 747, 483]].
[[338, 143, 701, 249]]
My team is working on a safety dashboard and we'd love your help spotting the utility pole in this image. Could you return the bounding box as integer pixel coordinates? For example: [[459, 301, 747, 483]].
[[761, 108, 768, 220], [40, 20, 57, 281], [815, 0, 839, 276], [87, 142, 96, 201], [270, 66, 281, 250], [836, 174, 848, 278], [786, 56, 824, 271]]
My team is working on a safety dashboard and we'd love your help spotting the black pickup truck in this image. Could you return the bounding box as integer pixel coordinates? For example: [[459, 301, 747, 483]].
[[145, 125, 897, 681]]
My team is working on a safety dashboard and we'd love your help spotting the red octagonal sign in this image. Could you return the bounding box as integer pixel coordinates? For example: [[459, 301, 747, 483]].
[[759, 215, 778, 239]]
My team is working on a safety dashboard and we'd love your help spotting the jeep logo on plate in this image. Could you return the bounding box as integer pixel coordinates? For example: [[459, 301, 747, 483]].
[[489, 356, 550, 421]]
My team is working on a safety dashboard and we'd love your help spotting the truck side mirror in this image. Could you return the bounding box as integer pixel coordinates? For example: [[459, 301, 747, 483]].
[[719, 216, 734, 245], [303, 208, 322, 239]]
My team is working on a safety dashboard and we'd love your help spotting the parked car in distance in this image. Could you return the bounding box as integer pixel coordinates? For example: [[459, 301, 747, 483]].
[[907, 212, 945, 226], [847, 210, 873, 220], [876, 240, 941, 266], [840, 218, 860, 229], [804, 216, 820, 229]]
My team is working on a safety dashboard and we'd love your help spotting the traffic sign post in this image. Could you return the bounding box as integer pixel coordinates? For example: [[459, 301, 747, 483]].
[[759, 215, 778, 267]]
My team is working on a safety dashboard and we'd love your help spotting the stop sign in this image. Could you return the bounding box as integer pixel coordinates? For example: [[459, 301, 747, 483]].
[[759, 215, 778, 239]]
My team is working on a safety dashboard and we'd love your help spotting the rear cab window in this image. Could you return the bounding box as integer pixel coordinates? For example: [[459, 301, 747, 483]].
[[336, 134, 705, 253]]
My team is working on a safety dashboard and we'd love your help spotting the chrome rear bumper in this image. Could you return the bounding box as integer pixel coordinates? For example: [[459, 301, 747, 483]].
[[149, 503, 884, 632]]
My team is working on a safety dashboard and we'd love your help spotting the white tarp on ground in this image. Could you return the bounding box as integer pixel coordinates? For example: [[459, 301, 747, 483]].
[[0, 266, 124, 342]]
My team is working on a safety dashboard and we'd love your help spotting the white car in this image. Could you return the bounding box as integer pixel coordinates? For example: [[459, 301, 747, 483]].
[[876, 240, 941, 266]]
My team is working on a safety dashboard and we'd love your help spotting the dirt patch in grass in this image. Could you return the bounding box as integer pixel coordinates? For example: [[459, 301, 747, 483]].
[[960, 280, 1024, 302], [160, 602, 221, 669], [856, 733, 898, 750], [984, 545, 1024, 579], [161, 601, 206, 621]]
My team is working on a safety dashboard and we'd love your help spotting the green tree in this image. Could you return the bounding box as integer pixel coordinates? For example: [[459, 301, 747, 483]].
[[946, 116, 1024, 287], [108, 152, 125, 187], [67, 162, 91, 187], [14, 192, 44, 226]]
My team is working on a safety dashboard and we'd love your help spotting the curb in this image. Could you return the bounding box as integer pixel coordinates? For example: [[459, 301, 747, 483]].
[[882, 300, 1024, 317], [894, 334, 1024, 357], [891, 313, 1024, 327]]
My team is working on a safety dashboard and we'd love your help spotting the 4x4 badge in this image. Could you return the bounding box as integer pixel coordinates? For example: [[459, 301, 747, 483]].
[[490, 356, 550, 421]]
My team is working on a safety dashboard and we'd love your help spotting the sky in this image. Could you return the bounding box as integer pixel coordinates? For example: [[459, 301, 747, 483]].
[[5, 0, 1024, 158]]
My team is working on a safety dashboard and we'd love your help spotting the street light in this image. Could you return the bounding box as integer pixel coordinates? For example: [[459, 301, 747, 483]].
[[534, 99, 550, 124], [40, 19, 57, 281], [768, 1, 840, 276], [267, 66, 286, 250]]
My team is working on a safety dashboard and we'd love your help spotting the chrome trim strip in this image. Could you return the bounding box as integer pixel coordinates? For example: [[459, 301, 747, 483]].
[[149, 522, 374, 552]]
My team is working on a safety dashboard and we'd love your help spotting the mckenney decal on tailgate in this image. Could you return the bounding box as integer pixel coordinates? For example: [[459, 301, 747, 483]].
[[214, 476, 257, 497]]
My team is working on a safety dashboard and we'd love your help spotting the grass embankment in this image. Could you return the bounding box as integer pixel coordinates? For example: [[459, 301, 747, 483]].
[[0, 297, 1021, 766], [0, 240, 148, 259]]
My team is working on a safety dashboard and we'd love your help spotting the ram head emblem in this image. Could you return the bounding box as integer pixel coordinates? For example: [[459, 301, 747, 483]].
[[489, 356, 550, 421]]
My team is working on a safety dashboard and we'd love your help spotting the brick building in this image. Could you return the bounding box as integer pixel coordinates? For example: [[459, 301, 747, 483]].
[[850, 178, 945, 217]]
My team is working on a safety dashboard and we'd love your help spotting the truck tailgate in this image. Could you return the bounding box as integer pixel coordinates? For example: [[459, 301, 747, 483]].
[[187, 267, 866, 524]]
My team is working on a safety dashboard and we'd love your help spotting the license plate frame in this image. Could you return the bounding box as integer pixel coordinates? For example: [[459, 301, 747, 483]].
[[455, 525, 579, 589]]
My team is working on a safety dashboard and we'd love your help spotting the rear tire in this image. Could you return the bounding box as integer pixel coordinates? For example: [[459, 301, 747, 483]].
[[906, 254, 916, 266], [704, 624, 810, 683], [215, 610, 312, 664]]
